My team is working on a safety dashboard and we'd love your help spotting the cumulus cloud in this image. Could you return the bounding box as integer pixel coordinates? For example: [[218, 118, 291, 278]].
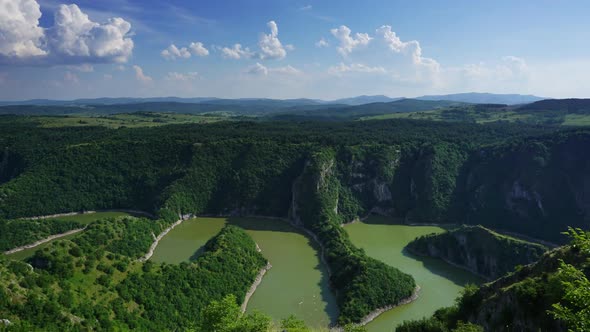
[[133, 65, 152, 83], [0, 0, 46, 57], [0, 1, 134, 65], [258, 21, 288, 60], [246, 63, 269, 75], [246, 63, 302, 76], [271, 65, 302, 75], [161, 44, 191, 60], [165, 71, 199, 81], [221, 44, 254, 59], [376, 25, 439, 72], [315, 38, 329, 48], [46, 4, 133, 63], [330, 25, 372, 56], [328, 62, 387, 75], [161, 42, 209, 60], [189, 42, 209, 56]]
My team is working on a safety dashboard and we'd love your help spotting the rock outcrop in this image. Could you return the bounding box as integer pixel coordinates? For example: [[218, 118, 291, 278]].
[[406, 225, 548, 280]]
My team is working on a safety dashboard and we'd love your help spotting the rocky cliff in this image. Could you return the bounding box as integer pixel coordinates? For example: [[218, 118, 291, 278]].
[[406, 225, 548, 280]]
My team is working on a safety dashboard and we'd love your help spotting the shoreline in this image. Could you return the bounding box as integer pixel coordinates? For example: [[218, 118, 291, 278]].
[[405, 247, 493, 281], [4, 227, 86, 255], [356, 285, 421, 327], [241, 262, 272, 313], [138, 218, 184, 262]]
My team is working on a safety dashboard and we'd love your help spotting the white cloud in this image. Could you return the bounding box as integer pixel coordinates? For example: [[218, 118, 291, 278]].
[[315, 38, 329, 48], [221, 44, 254, 59], [376, 25, 440, 72], [299, 5, 312, 11], [0, 0, 46, 57], [46, 4, 133, 63], [454, 56, 529, 82], [0, 1, 134, 65], [246, 62, 269, 75], [271, 65, 302, 75], [189, 42, 209, 56], [258, 20, 288, 60], [165, 71, 199, 81], [161, 44, 191, 60], [328, 62, 387, 75], [246, 63, 302, 76], [133, 65, 152, 83], [330, 25, 372, 56]]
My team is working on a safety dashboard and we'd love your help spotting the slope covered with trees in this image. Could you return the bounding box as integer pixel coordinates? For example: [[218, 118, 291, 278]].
[[397, 228, 590, 332], [0, 218, 267, 330], [406, 225, 548, 280], [0, 117, 589, 326]]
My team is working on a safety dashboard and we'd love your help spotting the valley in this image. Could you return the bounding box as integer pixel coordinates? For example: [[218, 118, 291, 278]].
[[345, 220, 483, 331], [0, 109, 588, 331]]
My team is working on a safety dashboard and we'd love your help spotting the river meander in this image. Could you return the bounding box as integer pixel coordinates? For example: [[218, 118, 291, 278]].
[[345, 218, 483, 331], [151, 217, 338, 328], [151, 216, 482, 331]]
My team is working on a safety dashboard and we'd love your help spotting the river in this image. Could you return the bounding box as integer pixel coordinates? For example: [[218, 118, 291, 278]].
[[345, 218, 483, 331], [151, 217, 338, 328]]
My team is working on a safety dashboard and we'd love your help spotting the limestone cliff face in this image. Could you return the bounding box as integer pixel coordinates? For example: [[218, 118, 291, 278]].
[[453, 134, 590, 243], [406, 225, 548, 280]]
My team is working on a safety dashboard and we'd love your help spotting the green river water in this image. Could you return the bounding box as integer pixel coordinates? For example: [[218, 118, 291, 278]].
[[151, 217, 338, 328], [345, 218, 483, 331], [152, 216, 482, 331]]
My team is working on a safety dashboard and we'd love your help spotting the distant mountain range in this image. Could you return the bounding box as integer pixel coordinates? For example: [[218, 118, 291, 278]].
[[0, 92, 545, 107], [416, 92, 545, 105]]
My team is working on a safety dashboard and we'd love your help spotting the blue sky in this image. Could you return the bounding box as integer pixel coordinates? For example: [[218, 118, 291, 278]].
[[1, 0, 589, 100]]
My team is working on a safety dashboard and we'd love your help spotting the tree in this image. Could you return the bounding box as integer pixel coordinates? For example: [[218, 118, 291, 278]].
[[201, 295, 241, 332], [280, 315, 309, 332], [549, 260, 590, 332]]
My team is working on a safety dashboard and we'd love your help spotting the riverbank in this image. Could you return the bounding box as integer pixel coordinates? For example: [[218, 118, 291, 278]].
[[3, 227, 86, 255], [139, 218, 184, 262], [406, 246, 492, 281], [241, 262, 272, 313], [357, 285, 421, 326]]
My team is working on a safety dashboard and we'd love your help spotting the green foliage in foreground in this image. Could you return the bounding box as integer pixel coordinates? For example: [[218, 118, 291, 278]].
[[0, 220, 267, 331], [397, 228, 590, 332]]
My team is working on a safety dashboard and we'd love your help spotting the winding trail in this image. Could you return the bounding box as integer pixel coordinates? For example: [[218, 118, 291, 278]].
[[20, 209, 155, 220], [5, 209, 156, 256], [138, 219, 184, 262], [4, 228, 86, 255]]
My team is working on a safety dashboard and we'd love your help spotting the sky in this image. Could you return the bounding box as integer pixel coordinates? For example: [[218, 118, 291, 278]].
[[1, 0, 590, 100]]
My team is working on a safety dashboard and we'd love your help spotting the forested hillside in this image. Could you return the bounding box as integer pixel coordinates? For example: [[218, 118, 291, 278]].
[[406, 225, 548, 280], [0, 219, 267, 330], [397, 228, 590, 332], [0, 118, 589, 325]]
